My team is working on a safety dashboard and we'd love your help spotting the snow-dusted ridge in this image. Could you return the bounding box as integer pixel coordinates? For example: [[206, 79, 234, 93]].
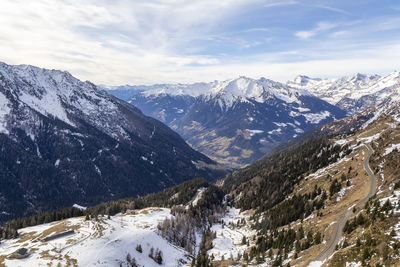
[[139, 76, 312, 109], [115, 74, 346, 165], [0, 61, 221, 221], [288, 71, 400, 114], [0, 62, 137, 141]]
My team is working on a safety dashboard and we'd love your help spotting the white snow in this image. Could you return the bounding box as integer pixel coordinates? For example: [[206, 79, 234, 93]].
[[94, 165, 102, 175], [141, 76, 311, 110], [335, 139, 349, 145], [357, 132, 382, 143], [379, 190, 400, 214], [268, 128, 282, 135], [297, 107, 311, 112], [336, 185, 354, 202], [190, 187, 206, 207], [384, 143, 400, 155], [294, 128, 304, 133], [0, 208, 191, 267], [0, 62, 137, 142], [246, 129, 264, 136], [72, 204, 87, 210], [273, 122, 287, 127], [288, 72, 400, 108], [0, 91, 11, 134], [391, 221, 400, 241], [346, 262, 362, 267], [208, 207, 255, 261], [19, 84, 74, 126], [54, 159, 60, 167], [303, 111, 331, 124], [308, 260, 324, 267]]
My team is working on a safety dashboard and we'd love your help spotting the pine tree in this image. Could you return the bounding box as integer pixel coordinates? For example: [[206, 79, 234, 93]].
[[155, 249, 163, 264]]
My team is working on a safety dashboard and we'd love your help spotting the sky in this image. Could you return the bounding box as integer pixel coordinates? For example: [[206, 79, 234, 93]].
[[0, 0, 399, 85]]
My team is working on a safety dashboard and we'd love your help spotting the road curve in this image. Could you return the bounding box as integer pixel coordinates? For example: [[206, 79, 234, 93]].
[[314, 143, 377, 262]]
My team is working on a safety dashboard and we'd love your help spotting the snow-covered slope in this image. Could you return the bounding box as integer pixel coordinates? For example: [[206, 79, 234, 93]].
[[288, 72, 400, 114], [0, 208, 192, 266], [0, 61, 223, 222], [133, 76, 312, 108], [115, 76, 346, 166]]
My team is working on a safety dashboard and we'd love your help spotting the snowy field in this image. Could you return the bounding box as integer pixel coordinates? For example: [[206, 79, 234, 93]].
[[0, 208, 192, 267], [208, 207, 256, 262]]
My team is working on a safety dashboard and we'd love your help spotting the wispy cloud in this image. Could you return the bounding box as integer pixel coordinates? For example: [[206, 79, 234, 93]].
[[0, 0, 399, 85], [314, 4, 350, 15], [264, 0, 297, 8], [241, 28, 270, 33], [295, 21, 337, 39]]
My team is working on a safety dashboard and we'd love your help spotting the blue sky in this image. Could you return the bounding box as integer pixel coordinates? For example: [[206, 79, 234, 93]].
[[0, 0, 399, 85]]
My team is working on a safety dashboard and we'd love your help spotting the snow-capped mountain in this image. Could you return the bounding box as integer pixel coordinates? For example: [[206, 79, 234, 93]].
[[288, 71, 400, 114], [0, 61, 224, 222], [111, 77, 346, 166]]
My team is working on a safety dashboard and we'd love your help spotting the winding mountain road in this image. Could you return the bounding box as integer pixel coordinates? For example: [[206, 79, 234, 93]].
[[314, 143, 377, 262]]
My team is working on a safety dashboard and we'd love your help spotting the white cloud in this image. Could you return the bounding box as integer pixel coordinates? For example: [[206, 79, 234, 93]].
[[0, 0, 399, 86], [264, 0, 297, 8], [314, 4, 350, 15], [0, 0, 258, 84], [295, 21, 337, 39], [295, 31, 315, 39]]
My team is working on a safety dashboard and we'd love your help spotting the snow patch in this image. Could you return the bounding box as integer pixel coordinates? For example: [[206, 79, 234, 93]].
[[303, 111, 331, 124], [0, 91, 10, 134], [245, 129, 264, 136], [308, 261, 324, 267], [72, 204, 87, 210], [384, 143, 400, 155], [336, 185, 354, 202], [208, 207, 255, 261], [0, 208, 191, 266], [54, 159, 60, 167]]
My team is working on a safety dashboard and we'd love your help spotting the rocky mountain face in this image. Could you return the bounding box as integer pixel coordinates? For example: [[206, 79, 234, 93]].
[[288, 71, 400, 114], [0, 62, 225, 222], [3, 68, 400, 266], [110, 77, 346, 166]]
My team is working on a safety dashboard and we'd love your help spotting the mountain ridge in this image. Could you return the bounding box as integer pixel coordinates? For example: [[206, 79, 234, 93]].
[[288, 71, 400, 114], [0, 61, 225, 222], [110, 76, 346, 166]]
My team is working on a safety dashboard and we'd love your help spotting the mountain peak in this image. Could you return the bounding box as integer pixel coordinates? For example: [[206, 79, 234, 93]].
[[288, 75, 322, 88]]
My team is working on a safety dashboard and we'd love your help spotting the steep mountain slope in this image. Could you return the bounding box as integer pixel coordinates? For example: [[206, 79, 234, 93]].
[[113, 77, 346, 166], [288, 71, 400, 114], [2, 104, 400, 266], [0, 62, 224, 222], [0, 179, 225, 266], [217, 100, 400, 266]]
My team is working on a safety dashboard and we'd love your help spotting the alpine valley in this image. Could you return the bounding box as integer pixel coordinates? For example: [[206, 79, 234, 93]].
[[109, 78, 347, 166], [1, 63, 400, 267], [0, 61, 226, 223]]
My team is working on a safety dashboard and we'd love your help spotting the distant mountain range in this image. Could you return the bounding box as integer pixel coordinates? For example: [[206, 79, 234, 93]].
[[288, 71, 400, 114], [0, 62, 225, 222], [1, 60, 400, 266], [107, 77, 346, 166], [107, 71, 400, 166]]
